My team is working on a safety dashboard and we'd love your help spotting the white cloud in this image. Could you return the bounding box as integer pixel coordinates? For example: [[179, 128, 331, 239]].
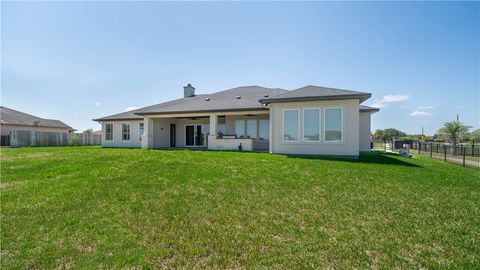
[[369, 94, 409, 108], [73, 112, 79, 115], [124, 106, 139, 112], [455, 105, 471, 109], [95, 102, 101, 107], [409, 110, 434, 117], [417, 105, 434, 110], [383, 94, 410, 103]]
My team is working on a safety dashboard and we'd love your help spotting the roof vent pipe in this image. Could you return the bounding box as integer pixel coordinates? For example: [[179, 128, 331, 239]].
[[184, 84, 195, 98]]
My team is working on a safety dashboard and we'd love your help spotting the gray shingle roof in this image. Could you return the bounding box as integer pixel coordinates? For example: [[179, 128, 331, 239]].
[[92, 108, 144, 121], [360, 105, 380, 113], [93, 85, 376, 121], [0, 106, 73, 129], [260, 85, 371, 103], [93, 86, 288, 121]]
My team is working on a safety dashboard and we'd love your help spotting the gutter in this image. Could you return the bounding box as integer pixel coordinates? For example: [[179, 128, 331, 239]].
[[134, 107, 269, 116], [259, 94, 371, 104]]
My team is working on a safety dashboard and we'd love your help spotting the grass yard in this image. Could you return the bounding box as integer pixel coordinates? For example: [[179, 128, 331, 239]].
[[1, 147, 479, 269]]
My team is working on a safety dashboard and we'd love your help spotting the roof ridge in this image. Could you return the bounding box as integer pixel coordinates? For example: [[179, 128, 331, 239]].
[[294, 85, 369, 93]]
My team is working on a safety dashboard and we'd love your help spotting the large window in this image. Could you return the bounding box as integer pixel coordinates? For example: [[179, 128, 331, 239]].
[[324, 108, 343, 142], [235, 120, 246, 138], [246, 120, 257, 139], [235, 119, 269, 140], [139, 123, 144, 140], [218, 124, 226, 134], [122, 123, 130, 141], [105, 123, 113, 141], [283, 109, 299, 141], [259, 120, 269, 141], [303, 109, 320, 141]]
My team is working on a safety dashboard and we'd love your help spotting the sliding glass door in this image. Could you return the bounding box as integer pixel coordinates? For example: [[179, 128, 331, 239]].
[[185, 124, 209, 147]]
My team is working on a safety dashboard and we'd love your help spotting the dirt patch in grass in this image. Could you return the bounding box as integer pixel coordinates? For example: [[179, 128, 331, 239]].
[[0, 181, 22, 189]]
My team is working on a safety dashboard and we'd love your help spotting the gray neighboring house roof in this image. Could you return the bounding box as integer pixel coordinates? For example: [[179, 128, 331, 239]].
[[260, 85, 371, 104], [0, 106, 73, 129], [94, 86, 288, 121]]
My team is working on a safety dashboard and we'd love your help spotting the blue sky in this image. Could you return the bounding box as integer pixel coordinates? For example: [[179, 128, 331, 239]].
[[2, 1, 479, 134]]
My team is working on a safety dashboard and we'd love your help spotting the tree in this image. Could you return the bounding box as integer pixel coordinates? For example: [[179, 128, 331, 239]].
[[471, 129, 480, 141], [83, 128, 93, 134], [438, 121, 471, 154], [373, 128, 406, 141]]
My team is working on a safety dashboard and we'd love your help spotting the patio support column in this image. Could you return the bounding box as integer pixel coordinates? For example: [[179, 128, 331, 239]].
[[208, 114, 218, 150], [142, 117, 154, 149], [209, 114, 218, 135]]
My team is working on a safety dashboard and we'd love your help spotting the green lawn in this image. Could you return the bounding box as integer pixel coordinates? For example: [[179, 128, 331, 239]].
[[1, 147, 479, 269]]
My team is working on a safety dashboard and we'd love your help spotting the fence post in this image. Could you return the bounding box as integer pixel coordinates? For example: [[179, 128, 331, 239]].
[[430, 142, 432, 158], [30, 131, 35, 147], [463, 146, 466, 167], [472, 143, 475, 157], [444, 145, 447, 162], [418, 142, 421, 154], [436, 143, 439, 154]]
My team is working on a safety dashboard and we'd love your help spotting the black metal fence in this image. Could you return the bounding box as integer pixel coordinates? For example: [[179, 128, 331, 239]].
[[410, 141, 479, 169], [373, 139, 479, 169]]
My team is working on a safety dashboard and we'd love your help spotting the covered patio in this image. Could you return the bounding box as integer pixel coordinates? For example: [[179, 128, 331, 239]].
[[141, 110, 271, 152]]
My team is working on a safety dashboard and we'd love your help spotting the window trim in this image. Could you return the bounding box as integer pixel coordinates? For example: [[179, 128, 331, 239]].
[[323, 107, 344, 143], [282, 109, 300, 143], [105, 123, 114, 141], [121, 122, 131, 142], [302, 108, 321, 142]]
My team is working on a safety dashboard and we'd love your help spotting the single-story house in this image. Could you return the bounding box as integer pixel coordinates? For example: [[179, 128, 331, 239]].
[[93, 84, 379, 156], [1, 106, 74, 136]]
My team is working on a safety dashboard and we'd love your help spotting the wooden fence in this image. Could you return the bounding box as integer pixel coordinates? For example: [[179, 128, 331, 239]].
[[9, 130, 101, 148]]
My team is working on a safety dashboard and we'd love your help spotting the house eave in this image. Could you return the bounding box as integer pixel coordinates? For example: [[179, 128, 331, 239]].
[[135, 107, 270, 116], [92, 117, 143, 122], [360, 108, 380, 113], [259, 94, 371, 104]]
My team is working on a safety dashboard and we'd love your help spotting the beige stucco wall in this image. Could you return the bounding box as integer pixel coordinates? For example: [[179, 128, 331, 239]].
[[208, 136, 253, 151], [152, 119, 171, 148], [101, 120, 143, 148], [1, 124, 71, 136], [270, 99, 360, 156], [359, 112, 372, 152]]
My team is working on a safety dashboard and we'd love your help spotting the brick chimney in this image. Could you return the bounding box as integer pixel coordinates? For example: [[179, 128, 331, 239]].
[[183, 84, 195, 98]]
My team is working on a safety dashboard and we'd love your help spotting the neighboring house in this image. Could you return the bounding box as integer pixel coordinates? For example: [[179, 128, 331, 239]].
[[0, 106, 74, 136], [93, 84, 379, 156]]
